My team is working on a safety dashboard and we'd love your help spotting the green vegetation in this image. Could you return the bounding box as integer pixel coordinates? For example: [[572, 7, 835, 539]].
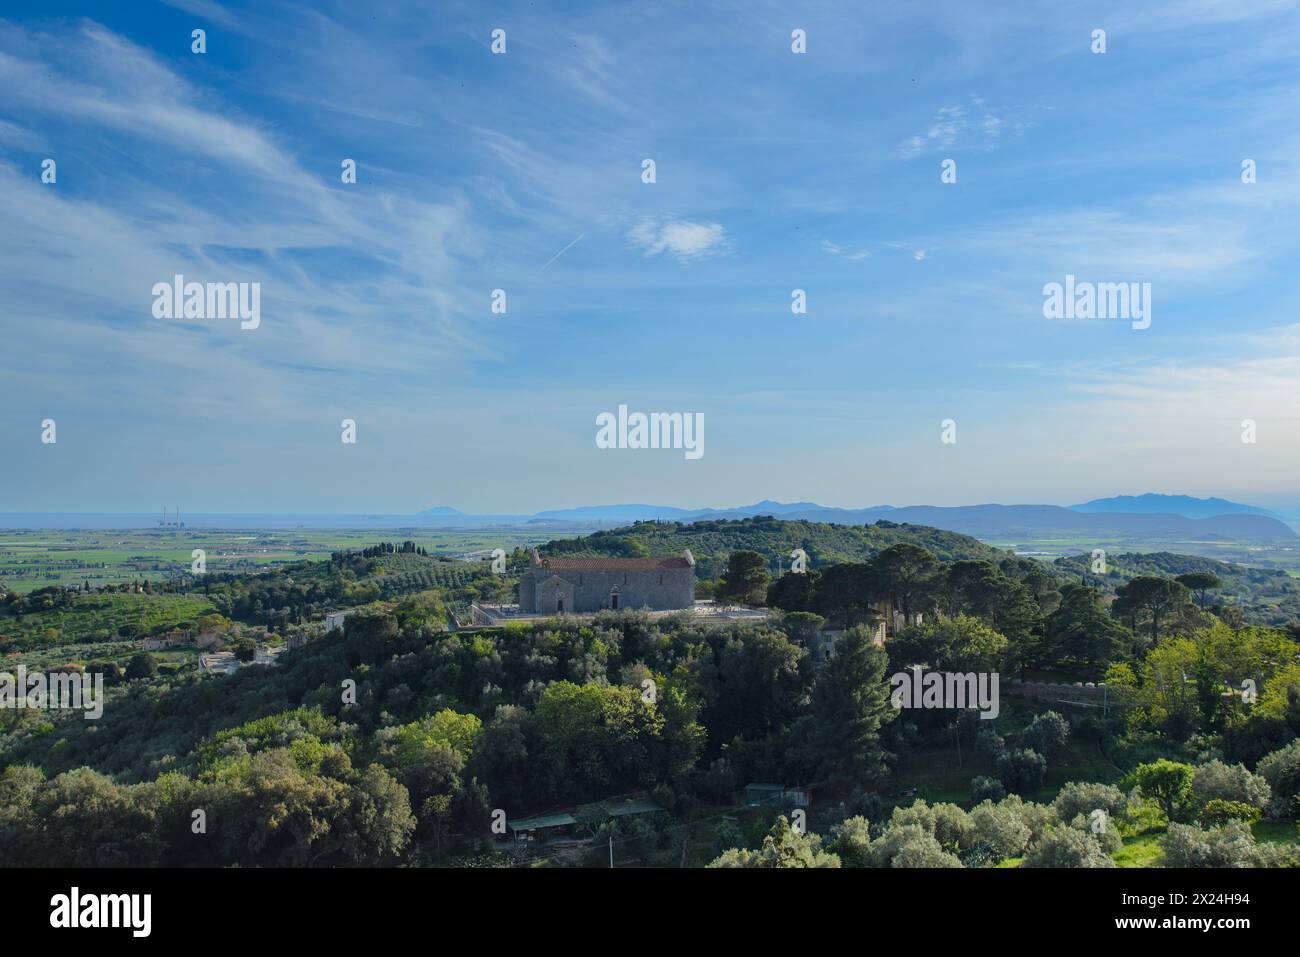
[[3, 521, 1300, 868], [0, 591, 217, 650], [541, 516, 1008, 579]]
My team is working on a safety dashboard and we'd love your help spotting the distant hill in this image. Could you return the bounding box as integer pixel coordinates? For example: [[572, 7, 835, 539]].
[[1070, 493, 1285, 521], [808, 504, 1298, 541], [419, 506, 466, 516], [530, 500, 876, 522], [538, 515, 1005, 580], [532, 504, 697, 522], [1054, 550, 1300, 626], [520, 499, 1296, 542]]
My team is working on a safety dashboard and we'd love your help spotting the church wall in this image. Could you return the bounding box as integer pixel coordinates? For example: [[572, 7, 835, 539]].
[[519, 566, 694, 613]]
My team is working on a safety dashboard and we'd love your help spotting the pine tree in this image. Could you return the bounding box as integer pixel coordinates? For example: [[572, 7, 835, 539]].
[[805, 625, 896, 786]]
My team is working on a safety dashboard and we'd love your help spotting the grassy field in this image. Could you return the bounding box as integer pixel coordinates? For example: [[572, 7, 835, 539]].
[[0, 526, 578, 594], [985, 535, 1300, 575]]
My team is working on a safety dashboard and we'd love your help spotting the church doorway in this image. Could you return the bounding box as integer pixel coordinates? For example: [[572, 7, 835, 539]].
[[556, 597, 564, 613], [610, 588, 620, 610]]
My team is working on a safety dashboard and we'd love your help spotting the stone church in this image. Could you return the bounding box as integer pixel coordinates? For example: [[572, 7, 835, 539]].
[[518, 548, 695, 613]]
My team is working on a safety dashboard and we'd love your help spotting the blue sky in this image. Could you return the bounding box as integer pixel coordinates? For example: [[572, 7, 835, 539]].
[[2, 0, 1300, 514]]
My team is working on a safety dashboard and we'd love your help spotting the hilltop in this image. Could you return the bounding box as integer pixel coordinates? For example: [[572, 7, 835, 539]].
[[538, 515, 1007, 579]]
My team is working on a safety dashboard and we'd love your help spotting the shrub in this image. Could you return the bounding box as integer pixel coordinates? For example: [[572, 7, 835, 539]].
[[971, 776, 1006, 803], [1199, 799, 1262, 828], [932, 803, 972, 851], [1161, 822, 1257, 868], [967, 800, 1031, 860], [1000, 794, 1054, 844], [125, 652, 157, 681], [1257, 740, 1300, 820], [1053, 781, 1129, 824], [1022, 711, 1071, 755], [975, 726, 1005, 758], [998, 748, 1047, 794], [890, 799, 935, 835], [827, 816, 872, 867], [958, 840, 1000, 868], [890, 833, 963, 868], [1191, 760, 1270, 810], [1065, 812, 1122, 855], [864, 823, 930, 868], [1023, 826, 1115, 868]]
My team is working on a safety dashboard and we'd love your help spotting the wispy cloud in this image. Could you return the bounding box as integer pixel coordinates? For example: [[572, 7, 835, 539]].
[[626, 219, 728, 261], [900, 96, 1022, 158]]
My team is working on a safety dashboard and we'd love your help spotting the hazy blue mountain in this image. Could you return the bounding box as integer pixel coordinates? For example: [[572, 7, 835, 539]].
[[519, 500, 1294, 541], [531, 504, 698, 521], [419, 505, 466, 515], [851, 504, 1296, 540], [1070, 493, 1284, 520]]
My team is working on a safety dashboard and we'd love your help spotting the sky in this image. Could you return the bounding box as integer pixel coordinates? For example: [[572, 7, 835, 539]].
[[2, 0, 1300, 515]]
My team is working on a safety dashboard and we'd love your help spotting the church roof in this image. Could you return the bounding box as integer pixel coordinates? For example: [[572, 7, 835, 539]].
[[535, 555, 692, 571]]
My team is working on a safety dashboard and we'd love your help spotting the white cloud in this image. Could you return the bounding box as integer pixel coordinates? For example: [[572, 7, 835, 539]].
[[627, 219, 728, 261], [821, 240, 871, 261], [901, 96, 1020, 158]]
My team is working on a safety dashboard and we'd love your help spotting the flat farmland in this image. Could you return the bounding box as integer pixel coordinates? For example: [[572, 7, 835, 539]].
[[0, 526, 580, 593]]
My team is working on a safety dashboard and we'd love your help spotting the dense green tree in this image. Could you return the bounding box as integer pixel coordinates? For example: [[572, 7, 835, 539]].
[[779, 611, 825, 645], [1133, 759, 1195, 823], [888, 614, 1009, 673], [809, 563, 877, 626], [125, 652, 157, 681], [1114, 577, 1190, 645], [704, 630, 810, 746], [872, 543, 940, 623], [708, 815, 840, 868], [798, 626, 895, 786], [997, 748, 1047, 794], [766, 569, 819, 613], [1043, 583, 1128, 676], [717, 551, 769, 605], [1176, 572, 1221, 609]]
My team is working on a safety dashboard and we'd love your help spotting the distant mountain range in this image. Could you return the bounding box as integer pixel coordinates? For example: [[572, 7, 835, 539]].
[[419, 493, 1298, 541], [1070, 494, 1286, 521], [5, 494, 1294, 540]]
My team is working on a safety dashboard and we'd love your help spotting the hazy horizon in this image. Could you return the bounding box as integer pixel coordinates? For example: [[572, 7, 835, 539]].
[[4, 489, 1300, 522]]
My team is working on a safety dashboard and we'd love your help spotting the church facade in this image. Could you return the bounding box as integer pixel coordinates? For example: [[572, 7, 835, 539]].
[[518, 548, 695, 613]]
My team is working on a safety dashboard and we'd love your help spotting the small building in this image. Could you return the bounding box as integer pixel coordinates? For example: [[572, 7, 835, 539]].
[[517, 548, 695, 614], [508, 812, 585, 845], [745, 783, 812, 808], [324, 610, 354, 632]]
